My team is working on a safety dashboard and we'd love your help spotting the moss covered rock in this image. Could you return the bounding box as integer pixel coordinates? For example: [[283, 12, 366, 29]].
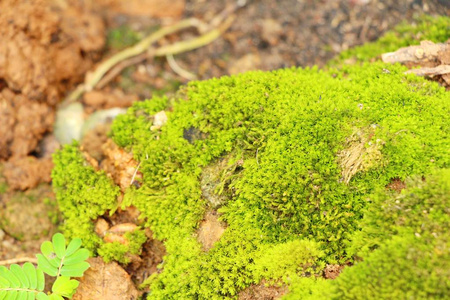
[[52, 17, 450, 299]]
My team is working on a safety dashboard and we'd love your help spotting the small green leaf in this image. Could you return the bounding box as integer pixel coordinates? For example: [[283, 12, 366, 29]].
[[0, 276, 10, 288], [65, 239, 82, 257], [26, 292, 34, 300], [0, 266, 11, 284], [52, 234, 66, 259], [22, 263, 37, 290], [47, 257, 61, 269], [36, 268, 45, 292], [2, 268, 20, 288], [37, 254, 58, 277], [40, 241, 55, 258], [4, 290, 17, 299], [10, 264, 29, 288], [36, 292, 50, 300], [49, 294, 64, 300], [64, 249, 89, 265], [60, 262, 90, 277], [0, 290, 7, 300], [52, 276, 79, 298], [16, 290, 27, 300]]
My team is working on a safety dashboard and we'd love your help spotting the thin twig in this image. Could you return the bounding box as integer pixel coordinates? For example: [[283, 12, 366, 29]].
[[97, 53, 148, 89], [0, 257, 38, 266], [62, 5, 239, 107], [129, 161, 142, 185], [166, 54, 197, 80], [85, 18, 207, 91], [75, 15, 234, 97]]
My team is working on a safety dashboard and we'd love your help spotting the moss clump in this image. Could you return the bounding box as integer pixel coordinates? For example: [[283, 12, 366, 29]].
[[52, 143, 120, 251], [108, 60, 448, 298], [98, 229, 148, 264], [329, 15, 450, 65], [285, 169, 449, 299], [252, 239, 324, 283]]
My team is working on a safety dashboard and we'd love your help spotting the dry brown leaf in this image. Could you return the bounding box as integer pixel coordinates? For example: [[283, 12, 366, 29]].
[[73, 257, 139, 300]]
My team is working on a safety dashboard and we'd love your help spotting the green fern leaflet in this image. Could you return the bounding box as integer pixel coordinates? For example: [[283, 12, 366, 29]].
[[37, 233, 90, 278], [0, 233, 90, 300]]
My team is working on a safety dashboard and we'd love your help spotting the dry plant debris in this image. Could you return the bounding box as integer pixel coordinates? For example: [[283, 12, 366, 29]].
[[338, 126, 385, 184], [72, 257, 139, 300], [101, 139, 142, 191], [197, 211, 226, 251], [382, 40, 450, 88]]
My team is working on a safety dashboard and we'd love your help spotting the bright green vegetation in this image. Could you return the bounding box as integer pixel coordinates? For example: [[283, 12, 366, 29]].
[[284, 169, 450, 299], [0, 233, 90, 300], [52, 143, 119, 251], [52, 143, 147, 261], [51, 15, 450, 299], [110, 61, 449, 298], [98, 229, 147, 264], [329, 15, 450, 65]]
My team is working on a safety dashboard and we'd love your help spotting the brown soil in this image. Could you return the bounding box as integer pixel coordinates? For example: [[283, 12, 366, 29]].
[[238, 281, 288, 300], [386, 178, 407, 192], [197, 211, 226, 251], [0, 0, 106, 188], [324, 264, 346, 280]]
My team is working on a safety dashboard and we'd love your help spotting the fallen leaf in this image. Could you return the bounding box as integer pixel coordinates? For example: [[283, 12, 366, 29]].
[[73, 257, 139, 300]]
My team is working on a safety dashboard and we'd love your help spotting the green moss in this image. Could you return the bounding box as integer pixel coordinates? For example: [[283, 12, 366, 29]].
[[98, 229, 147, 264], [283, 169, 450, 299], [329, 15, 450, 66], [51, 16, 450, 297], [252, 239, 324, 283], [51, 143, 120, 251], [282, 277, 332, 300], [348, 168, 450, 258], [108, 60, 449, 298]]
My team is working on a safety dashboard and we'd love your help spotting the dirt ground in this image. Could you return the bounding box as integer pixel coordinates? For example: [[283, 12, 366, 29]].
[[0, 0, 449, 298]]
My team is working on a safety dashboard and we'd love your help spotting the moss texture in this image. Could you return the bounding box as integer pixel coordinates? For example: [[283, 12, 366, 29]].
[[110, 62, 449, 298], [51, 15, 450, 299], [285, 169, 449, 299], [328, 15, 450, 65]]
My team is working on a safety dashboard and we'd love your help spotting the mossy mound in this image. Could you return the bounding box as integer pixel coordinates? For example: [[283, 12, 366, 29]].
[[51, 16, 450, 299], [110, 62, 449, 298]]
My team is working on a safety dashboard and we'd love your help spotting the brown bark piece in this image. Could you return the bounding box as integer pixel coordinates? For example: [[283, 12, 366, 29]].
[[405, 65, 450, 76], [381, 40, 449, 67], [73, 257, 139, 300]]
